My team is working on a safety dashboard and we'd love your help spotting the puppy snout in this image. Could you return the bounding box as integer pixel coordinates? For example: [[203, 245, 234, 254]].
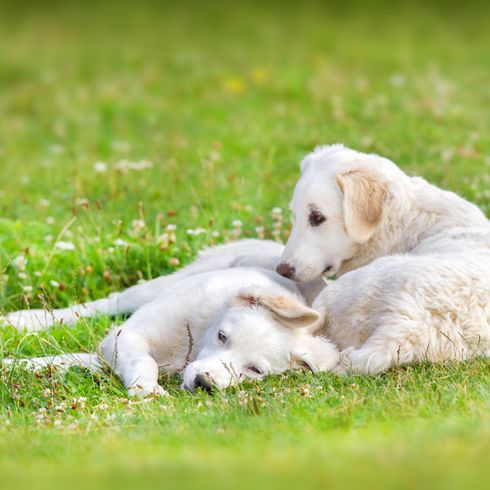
[[193, 373, 214, 392], [276, 262, 296, 279]]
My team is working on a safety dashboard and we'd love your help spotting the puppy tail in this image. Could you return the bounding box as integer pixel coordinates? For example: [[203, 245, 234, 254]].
[[2, 352, 103, 373]]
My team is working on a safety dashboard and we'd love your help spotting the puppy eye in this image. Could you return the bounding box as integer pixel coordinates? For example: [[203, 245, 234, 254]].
[[309, 209, 327, 227], [247, 366, 263, 376], [218, 330, 227, 343]]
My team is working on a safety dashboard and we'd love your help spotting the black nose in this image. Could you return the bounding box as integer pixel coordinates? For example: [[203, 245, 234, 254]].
[[276, 262, 296, 279], [193, 374, 213, 392]]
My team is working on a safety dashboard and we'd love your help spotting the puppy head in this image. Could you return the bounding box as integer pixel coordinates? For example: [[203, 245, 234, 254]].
[[277, 145, 394, 282], [182, 291, 338, 391]]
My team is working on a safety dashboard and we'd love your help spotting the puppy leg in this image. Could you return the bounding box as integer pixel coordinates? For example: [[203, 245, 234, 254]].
[[340, 322, 422, 374], [100, 329, 167, 397], [4, 242, 278, 331]]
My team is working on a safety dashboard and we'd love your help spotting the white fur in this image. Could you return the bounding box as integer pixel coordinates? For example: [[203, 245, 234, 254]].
[[279, 144, 490, 373], [3, 241, 337, 395]]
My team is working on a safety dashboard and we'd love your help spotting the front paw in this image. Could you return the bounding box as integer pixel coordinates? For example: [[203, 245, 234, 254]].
[[337, 347, 355, 373], [128, 384, 169, 398]]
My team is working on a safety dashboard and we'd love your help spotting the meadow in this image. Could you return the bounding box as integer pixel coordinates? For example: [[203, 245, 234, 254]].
[[0, 2, 489, 489]]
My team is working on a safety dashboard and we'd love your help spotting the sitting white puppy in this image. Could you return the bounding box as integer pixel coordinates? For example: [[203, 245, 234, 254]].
[[276, 144, 490, 374]]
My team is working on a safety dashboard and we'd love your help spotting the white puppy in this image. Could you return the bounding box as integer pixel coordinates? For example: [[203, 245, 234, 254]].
[[4, 240, 336, 394], [5, 267, 338, 395], [101, 267, 338, 395], [276, 144, 490, 373]]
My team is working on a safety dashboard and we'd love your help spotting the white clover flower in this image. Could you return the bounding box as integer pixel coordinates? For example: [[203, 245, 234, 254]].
[[76, 198, 89, 207], [157, 233, 169, 246], [131, 219, 146, 234], [114, 159, 153, 171], [55, 241, 75, 251], [50, 280, 60, 288], [232, 220, 242, 227], [94, 161, 108, 173], [390, 74, 406, 87], [114, 238, 130, 247], [13, 255, 28, 271], [22, 285, 33, 293], [166, 224, 177, 232]]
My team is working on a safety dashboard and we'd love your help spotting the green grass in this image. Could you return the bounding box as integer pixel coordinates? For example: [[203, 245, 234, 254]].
[[1, 2, 489, 489]]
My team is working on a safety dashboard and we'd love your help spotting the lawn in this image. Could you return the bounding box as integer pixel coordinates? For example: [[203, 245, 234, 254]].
[[1, 2, 489, 489]]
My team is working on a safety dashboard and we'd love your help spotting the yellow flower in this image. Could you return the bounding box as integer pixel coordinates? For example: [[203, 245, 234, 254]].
[[224, 77, 245, 94], [250, 67, 268, 84]]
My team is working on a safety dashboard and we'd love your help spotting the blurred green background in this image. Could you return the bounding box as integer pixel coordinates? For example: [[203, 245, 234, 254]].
[[0, 1, 489, 489]]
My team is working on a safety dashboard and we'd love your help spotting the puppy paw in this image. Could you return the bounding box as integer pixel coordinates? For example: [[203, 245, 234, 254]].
[[128, 384, 169, 398], [337, 347, 356, 373]]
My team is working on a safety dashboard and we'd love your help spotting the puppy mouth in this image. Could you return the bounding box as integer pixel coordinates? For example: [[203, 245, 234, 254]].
[[322, 264, 337, 277]]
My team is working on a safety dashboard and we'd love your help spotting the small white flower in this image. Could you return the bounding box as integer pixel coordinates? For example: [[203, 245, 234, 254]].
[[114, 159, 153, 171], [76, 198, 89, 207], [13, 255, 28, 271], [157, 233, 169, 246], [232, 220, 242, 227], [390, 74, 406, 87], [94, 161, 108, 173], [211, 231, 220, 237], [22, 285, 33, 293], [166, 224, 177, 232], [50, 280, 60, 287], [55, 241, 75, 251], [46, 216, 55, 225], [114, 238, 130, 247], [132, 219, 146, 231]]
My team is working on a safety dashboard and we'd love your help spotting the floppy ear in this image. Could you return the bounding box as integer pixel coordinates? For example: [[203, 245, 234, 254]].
[[238, 294, 320, 329], [336, 168, 388, 243], [291, 335, 340, 372]]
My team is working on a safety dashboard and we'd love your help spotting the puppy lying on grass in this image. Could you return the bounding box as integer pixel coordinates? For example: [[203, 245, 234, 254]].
[[4, 241, 338, 395]]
